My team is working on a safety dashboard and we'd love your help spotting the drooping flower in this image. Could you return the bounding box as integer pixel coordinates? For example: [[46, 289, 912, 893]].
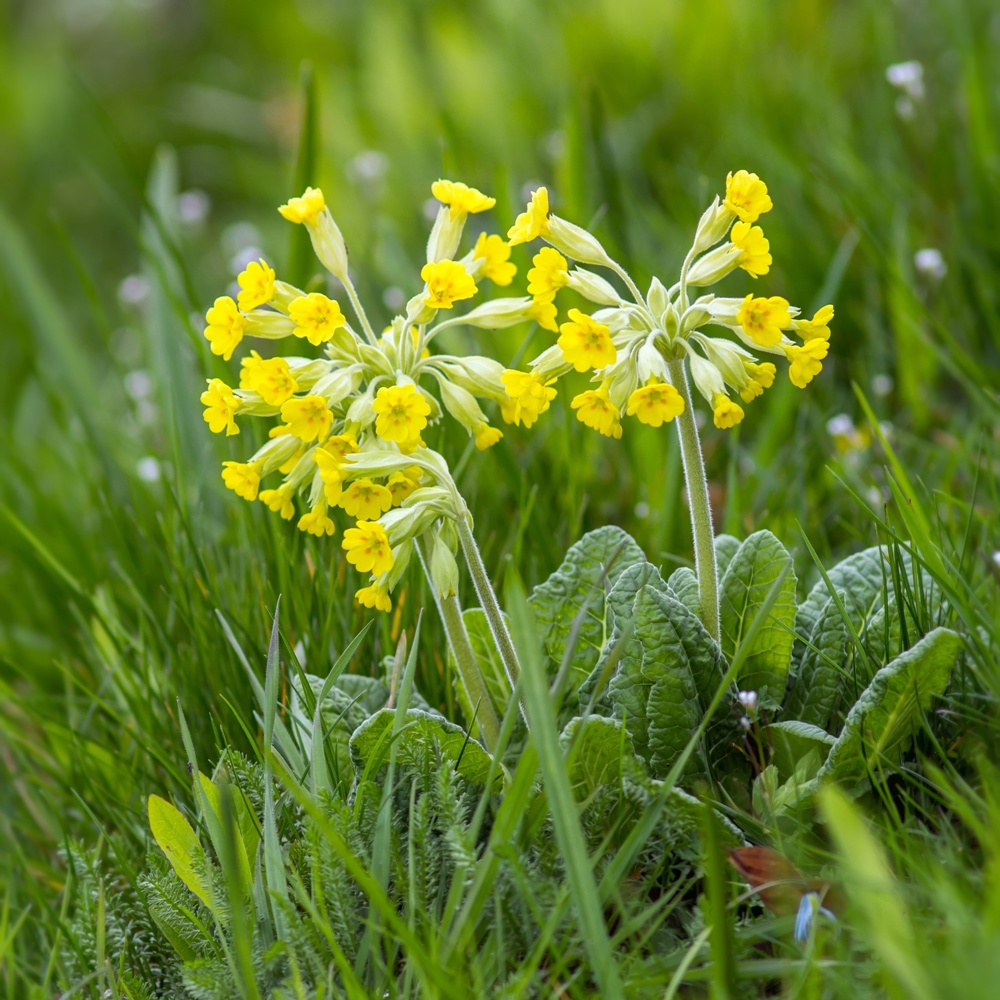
[[527, 247, 569, 298], [236, 259, 276, 311], [201, 378, 241, 436], [712, 394, 745, 429], [736, 294, 792, 347], [280, 395, 333, 443], [240, 355, 298, 406], [507, 187, 550, 245], [421, 260, 477, 309], [259, 485, 296, 520], [730, 222, 771, 277], [571, 384, 622, 438], [204, 297, 246, 361], [557, 309, 617, 372], [724, 170, 773, 223], [221, 460, 262, 501], [356, 582, 392, 612], [289, 293, 347, 345], [472, 232, 517, 286], [474, 422, 503, 450], [342, 521, 394, 575], [794, 304, 834, 341], [431, 179, 496, 220], [527, 296, 558, 332], [339, 478, 393, 520], [784, 339, 829, 388], [372, 384, 432, 444], [625, 381, 685, 427], [278, 186, 326, 225], [500, 370, 558, 427], [298, 503, 337, 537]]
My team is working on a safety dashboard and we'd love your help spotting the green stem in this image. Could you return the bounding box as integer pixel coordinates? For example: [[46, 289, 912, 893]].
[[667, 356, 720, 642], [453, 512, 527, 725], [416, 536, 501, 751]]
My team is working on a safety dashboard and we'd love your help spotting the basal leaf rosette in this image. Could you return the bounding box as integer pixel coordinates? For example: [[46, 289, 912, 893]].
[[501, 170, 833, 435], [199, 180, 542, 611]]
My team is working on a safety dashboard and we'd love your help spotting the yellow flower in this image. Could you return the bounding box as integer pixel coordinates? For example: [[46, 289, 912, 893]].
[[794, 304, 834, 342], [736, 294, 792, 347], [527, 247, 569, 298], [385, 465, 421, 507], [724, 170, 773, 224], [557, 309, 617, 372], [500, 370, 558, 427], [372, 384, 432, 444], [784, 339, 829, 388], [356, 582, 392, 612], [528, 296, 558, 332], [236, 258, 275, 311], [278, 186, 326, 225], [712, 394, 745, 429], [342, 521, 394, 575], [730, 222, 771, 277], [240, 355, 298, 406], [201, 378, 241, 436], [259, 486, 296, 520], [507, 187, 550, 245], [339, 478, 393, 520], [221, 461, 262, 501], [744, 361, 777, 388], [431, 179, 496, 220], [420, 260, 478, 309], [280, 395, 333, 442], [474, 422, 503, 450], [313, 433, 359, 502], [571, 385, 622, 438], [740, 380, 763, 403], [298, 503, 337, 537], [288, 293, 346, 346], [625, 381, 685, 427], [472, 232, 516, 285], [204, 296, 246, 361]]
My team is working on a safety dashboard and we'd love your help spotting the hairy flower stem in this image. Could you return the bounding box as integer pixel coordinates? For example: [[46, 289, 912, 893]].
[[667, 356, 721, 642], [416, 536, 501, 752], [454, 512, 529, 728]]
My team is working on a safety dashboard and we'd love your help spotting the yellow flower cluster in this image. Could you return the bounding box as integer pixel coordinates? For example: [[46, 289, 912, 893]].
[[199, 180, 550, 611], [499, 170, 832, 434]]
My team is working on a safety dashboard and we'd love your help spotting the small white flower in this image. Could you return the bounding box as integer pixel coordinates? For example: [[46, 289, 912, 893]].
[[739, 716, 752, 731], [826, 413, 855, 438], [872, 374, 894, 397], [886, 60, 925, 100], [914, 247, 947, 281], [738, 690, 758, 711], [136, 456, 161, 482]]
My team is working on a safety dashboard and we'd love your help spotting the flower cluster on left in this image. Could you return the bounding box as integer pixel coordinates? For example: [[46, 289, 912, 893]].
[[200, 180, 531, 612]]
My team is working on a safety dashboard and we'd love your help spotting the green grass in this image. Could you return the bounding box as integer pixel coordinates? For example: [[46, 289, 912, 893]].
[[1, 0, 999, 995]]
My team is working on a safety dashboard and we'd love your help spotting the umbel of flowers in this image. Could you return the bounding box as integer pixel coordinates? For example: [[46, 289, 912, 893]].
[[500, 172, 833, 642], [199, 180, 542, 752]]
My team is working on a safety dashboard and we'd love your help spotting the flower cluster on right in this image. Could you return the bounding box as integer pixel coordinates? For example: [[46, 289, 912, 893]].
[[501, 170, 833, 435]]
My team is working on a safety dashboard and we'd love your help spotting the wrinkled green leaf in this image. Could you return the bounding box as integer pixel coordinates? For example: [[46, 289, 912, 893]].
[[818, 627, 962, 795], [783, 592, 850, 729], [529, 526, 646, 692], [560, 715, 639, 802], [350, 708, 501, 791], [714, 533, 742, 576], [666, 565, 701, 618], [719, 531, 797, 707]]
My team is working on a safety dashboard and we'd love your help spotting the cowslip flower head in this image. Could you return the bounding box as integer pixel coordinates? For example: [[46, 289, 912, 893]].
[[507, 187, 550, 245], [724, 170, 773, 223], [355, 582, 392, 612], [501, 169, 829, 435], [557, 309, 617, 372], [201, 378, 241, 436], [199, 178, 566, 611], [342, 521, 394, 575]]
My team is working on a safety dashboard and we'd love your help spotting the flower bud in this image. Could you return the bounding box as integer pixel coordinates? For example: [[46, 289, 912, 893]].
[[438, 378, 487, 430], [545, 215, 614, 267], [434, 355, 506, 396], [646, 276, 670, 320], [687, 349, 726, 402], [568, 269, 624, 306], [425, 206, 465, 265], [692, 333, 753, 388], [307, 210, 349, 282], [449, 296, 535, 329], [310, 364, 364, 405], [691, 195, 732, 254], [636, 337, 668, 383], [685, 244, 741, 287], [244, 312, 296, 340], [428, 529, 460, 598]]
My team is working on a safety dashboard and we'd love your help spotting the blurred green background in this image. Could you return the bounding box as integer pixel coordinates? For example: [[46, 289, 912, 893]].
[[0, 0, 998, 969]]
